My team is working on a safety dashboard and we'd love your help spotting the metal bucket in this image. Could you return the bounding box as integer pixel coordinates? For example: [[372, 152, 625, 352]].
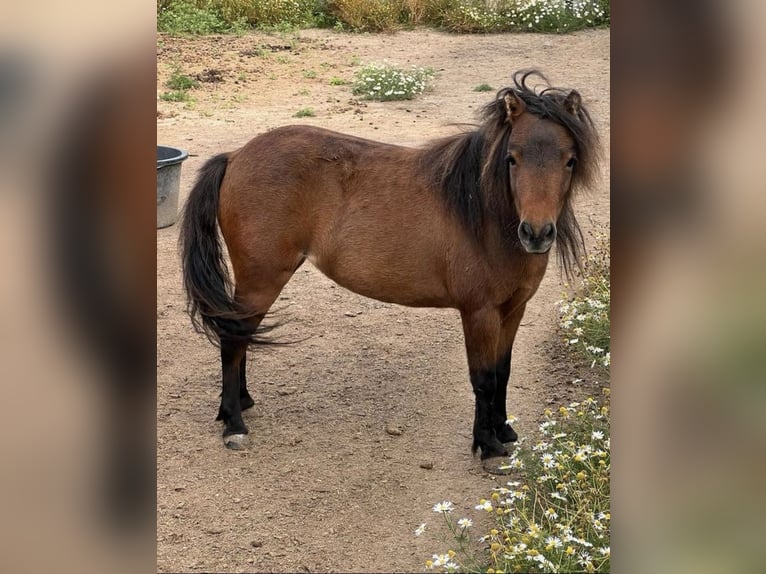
[[157, 145, 189, 228]]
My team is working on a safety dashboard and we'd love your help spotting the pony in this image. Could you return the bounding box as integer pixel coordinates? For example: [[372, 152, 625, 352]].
[[180, 70, 599, 460]]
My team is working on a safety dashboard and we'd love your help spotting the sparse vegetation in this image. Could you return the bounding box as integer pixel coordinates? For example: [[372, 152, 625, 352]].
[[473, 83, 493, 92], [293, 107, 316, 117], [166, 65, 199, 91], [329, 77, 348, 85], [160, 90, 194, 102], [161, 64, 199, 102]]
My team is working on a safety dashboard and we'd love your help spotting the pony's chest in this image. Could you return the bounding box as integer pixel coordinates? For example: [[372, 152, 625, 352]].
[[495, 254, 549, 307]]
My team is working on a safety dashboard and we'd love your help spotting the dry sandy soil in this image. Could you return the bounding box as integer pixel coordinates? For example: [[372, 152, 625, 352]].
[[157, 27, 609, 573]]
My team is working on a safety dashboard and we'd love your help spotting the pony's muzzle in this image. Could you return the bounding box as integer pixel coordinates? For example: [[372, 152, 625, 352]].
[[518, 221, 556, 253]]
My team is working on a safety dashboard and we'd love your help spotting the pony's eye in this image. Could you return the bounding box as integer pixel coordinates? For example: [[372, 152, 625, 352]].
[[566, 157, 577, 168], [506, 155, 517, 166]]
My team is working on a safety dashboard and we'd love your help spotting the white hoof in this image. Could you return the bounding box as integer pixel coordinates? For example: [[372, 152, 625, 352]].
[[223, 433, 248, 450]]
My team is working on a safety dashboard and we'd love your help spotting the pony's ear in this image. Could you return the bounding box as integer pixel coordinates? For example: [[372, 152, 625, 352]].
[[564, 90, 582, 116], [503, 92, 525, 122]]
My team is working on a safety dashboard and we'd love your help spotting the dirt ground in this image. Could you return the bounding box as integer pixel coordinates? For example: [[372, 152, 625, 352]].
[[157, 28, 609, 573]]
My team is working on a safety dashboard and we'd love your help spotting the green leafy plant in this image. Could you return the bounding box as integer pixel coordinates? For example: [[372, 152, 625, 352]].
[[166, 66, 199, 91], [293, 107, 316, 117], [329, 76, 348, 85], [157, 0, 247, 35], [473, 83, 493, 92], [161, 64, 199, 103], [352, 61, 434, 101]]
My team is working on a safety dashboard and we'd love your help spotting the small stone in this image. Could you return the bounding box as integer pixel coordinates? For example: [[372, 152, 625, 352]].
[[385, 425, 402, 436], [419, 461, 434, 470], [344, 311, 356, 317], [250, 540, 263, 548], [206, 527, 224, 535], [277, 387, 297, 396]]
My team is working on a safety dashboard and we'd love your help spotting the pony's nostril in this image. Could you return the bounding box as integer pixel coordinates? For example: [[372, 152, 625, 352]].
[[518, 222, 533, 242], [542, 223, 556, 241]]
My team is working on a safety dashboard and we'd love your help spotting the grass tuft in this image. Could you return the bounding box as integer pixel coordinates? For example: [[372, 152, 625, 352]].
[[293, 107, 316, 117]]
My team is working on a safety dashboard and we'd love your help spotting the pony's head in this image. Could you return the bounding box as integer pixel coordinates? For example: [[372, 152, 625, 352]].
[[424, 70, 599, 276], [505, 88, 579, 252], [481, 71, 600, 270]]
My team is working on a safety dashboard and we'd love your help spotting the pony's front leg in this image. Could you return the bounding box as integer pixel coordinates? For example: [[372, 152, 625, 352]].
[[461, 307, 507, 460], [493, 303, 528, 444]]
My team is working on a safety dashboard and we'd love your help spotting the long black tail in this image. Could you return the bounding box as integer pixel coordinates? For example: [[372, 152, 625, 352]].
[[179, 153, 266, 345]]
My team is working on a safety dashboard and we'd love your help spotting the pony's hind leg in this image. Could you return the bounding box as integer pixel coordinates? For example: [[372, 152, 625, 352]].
[[216, 263, 302, 449], [239, 352, 254, 410], [218, 336, 250, 449], [215, 318, 261, 448]]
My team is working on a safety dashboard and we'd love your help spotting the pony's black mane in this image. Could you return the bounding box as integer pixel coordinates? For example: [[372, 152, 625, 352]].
[[420, 70, 600, 277]]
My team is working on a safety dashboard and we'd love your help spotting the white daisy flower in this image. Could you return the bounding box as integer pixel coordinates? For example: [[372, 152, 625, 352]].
[[432, 501, 455, 513]]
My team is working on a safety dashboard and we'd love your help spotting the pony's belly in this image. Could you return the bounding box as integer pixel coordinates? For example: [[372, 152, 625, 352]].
[[306, 252, 452, 309]]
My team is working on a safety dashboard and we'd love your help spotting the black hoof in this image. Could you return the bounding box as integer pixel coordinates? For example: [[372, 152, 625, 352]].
[[479, 439, 508, 460]]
